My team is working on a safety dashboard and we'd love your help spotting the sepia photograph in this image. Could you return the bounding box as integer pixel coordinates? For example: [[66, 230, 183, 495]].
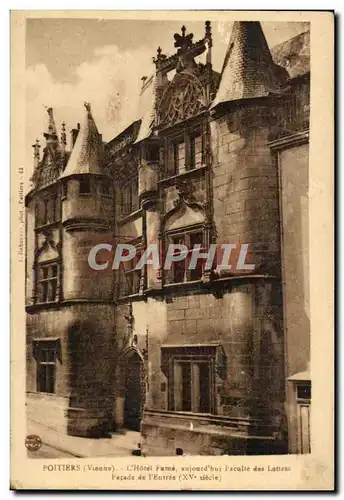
[[10, 10, 334, 490]]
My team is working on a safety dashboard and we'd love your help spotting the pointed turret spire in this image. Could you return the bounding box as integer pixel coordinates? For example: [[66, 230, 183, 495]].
[[61, 102, 102, 178], [211, 21, 288, 108], [43, 107, 59, 148]]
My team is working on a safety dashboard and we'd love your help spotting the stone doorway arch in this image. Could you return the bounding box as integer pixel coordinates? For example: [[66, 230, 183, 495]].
[[122, 347, 145, 431]]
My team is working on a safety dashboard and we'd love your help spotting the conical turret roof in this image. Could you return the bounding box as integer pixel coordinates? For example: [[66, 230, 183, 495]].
[[211, 21, 288, 108], [61, 102, 103, 178]]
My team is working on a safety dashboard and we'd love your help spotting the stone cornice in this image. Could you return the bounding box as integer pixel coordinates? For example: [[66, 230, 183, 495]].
[[268, 129, 309, 151]]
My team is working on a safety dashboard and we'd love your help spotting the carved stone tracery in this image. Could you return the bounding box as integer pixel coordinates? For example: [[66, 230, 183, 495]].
[[154, 23, 214, 128], [158, 72, 208, 127]]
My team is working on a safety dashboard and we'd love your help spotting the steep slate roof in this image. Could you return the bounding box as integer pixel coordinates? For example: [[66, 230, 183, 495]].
[[211, 21, 289, 108], [271, 30, 310, 79], [134, 74, 157, 144], [61, 103, 103, 178]]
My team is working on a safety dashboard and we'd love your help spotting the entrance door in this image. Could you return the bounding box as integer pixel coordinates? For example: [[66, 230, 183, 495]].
[[124, 351, 145, 431]]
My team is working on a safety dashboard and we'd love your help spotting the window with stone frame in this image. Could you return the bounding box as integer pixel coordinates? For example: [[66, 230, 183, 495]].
[[120, 176, 139, 217], [161, 346, 218, 414], [190, 133, 203, 169], [165, 228, 205, 283], [121, 240, 143, 296], [166, 129, 203, 177], [173, 359, 211, 412], [35, 195, 60, 227], [35, 340, 57, 394], [37, 261, 59, 303]]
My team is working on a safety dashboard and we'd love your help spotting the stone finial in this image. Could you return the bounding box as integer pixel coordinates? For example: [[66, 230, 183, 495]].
[[205, 20, 212, 46], [153, 46, 167, 68], [174, 25, 194, 50], [46, 107, 57, 136], [84, 102, 93, 119], [43, 106, 59, 149], [61, 121, 67, 146], [32, 139, 41, 170]]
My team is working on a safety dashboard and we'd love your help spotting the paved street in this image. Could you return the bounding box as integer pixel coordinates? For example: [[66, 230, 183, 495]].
[[27, 419, 141, 458], [28, 443, 77, 459]]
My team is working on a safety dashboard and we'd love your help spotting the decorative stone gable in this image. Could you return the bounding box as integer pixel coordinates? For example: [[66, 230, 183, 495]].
[[30, 107, 68, 189], [154, 22, 218, 129]]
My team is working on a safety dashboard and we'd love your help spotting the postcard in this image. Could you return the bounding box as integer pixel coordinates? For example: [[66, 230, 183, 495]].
[[10, 10, 334, 490]]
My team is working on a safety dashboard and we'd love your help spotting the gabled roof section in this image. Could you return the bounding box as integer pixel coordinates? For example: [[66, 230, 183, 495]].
[[211, 21, 289, 108], [271, 30, 310, 80], [61, 102, 103, 178]]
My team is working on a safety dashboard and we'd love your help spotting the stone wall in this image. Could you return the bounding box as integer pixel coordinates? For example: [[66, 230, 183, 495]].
[[279, 143, 310, 377], [62, 230, 114, 301], [141, 410, 285, 457], [122, 279, 284, 442], [210, 102, 281, 276], [26, 303, 116, 436]]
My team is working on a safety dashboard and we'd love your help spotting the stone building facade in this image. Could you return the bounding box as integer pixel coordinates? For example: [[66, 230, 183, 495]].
[[25, 21, 310, 454]]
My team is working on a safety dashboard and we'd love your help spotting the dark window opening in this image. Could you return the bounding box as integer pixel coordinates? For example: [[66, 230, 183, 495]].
[[147, 144, 160, 162], [37, 263, 58, 303], [125, 270, 141, 296], [173, 360, 211, 413], [166, 130, 203, 178], [181, 363, 192, 411], [79, 177, 91, 195], [35, 196, 60, 227], [100, 179, 111, 197], [174, 141, 186, 175], [297, 384, 311, 400], [167, 230, 205, 283], [190, 134, 202, 169], [120, 177, 139, 216], [121, 243, 142, 296], [188, 231, 204, 281], [171, 235, 186, 283], [36, 343, 56, 394], [61, 182, 67, 199]]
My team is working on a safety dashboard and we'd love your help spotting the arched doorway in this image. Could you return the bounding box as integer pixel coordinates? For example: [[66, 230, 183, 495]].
[[123, 349, 145, 431]]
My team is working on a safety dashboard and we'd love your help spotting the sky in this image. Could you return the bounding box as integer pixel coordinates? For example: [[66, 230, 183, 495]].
[[26, 18, 309, 179]]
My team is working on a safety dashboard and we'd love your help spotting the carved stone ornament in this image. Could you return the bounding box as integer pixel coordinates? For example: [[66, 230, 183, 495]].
[[157, 72, 208, 127]]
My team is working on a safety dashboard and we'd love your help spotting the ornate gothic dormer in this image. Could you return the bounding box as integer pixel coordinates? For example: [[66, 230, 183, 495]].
[[153, 21, 218, 129], [31, 107, 68, 189]]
